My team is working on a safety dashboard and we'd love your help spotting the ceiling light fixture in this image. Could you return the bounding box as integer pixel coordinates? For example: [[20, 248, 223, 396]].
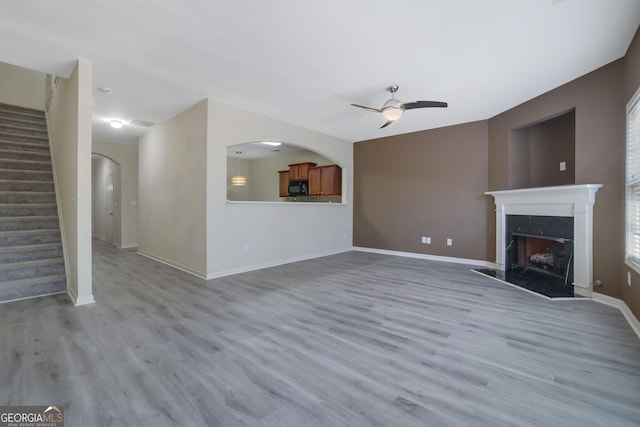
[[110, 120, 124, 129], [261, 141, 282, 146], [230, 176, 247, 186], [381, 98, 404, 121]]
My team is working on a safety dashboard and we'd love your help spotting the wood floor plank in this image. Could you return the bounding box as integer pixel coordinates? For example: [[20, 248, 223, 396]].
[[1, 239, 639, 426]]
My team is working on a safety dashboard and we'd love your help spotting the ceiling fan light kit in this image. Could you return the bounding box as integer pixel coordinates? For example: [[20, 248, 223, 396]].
[[351, 84, 447, 129]]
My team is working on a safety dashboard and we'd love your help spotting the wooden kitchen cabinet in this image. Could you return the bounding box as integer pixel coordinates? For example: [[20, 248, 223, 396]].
[[288, 162, 316, 181], [308, 164, 341, 196], [278, 170, 290, 197]]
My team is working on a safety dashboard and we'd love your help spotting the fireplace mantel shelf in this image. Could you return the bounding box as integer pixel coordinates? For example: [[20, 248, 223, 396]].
[[486, 184, 603, 297]]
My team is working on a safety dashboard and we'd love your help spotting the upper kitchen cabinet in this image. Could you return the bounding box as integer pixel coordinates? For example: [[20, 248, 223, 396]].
[[288, 162, 316, 181], [308, 164, 341, 196]]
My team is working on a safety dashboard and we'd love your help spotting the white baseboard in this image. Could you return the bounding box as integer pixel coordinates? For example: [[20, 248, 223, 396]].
[[119, 243, 139, 249], [138, 247, 352, 281], [67, 288, 95, 306], [137, 250, 208, 279], [204, 248, 353, 280], [352, 246, 495, 268], [592, 292, 640, 340]]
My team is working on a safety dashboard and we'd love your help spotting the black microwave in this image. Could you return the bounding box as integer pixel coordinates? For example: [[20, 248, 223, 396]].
[[288, 181, 308, 196]]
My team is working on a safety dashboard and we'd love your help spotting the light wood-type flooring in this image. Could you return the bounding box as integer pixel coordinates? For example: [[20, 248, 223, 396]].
[[2, 239, 640, 426]]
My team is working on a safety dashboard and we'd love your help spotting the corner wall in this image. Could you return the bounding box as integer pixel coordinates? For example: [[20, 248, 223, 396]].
[[46, 59, 94, 305], [138, 100, 207, 277]]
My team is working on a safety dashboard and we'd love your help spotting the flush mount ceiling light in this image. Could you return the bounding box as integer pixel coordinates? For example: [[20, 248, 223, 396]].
[[261, 141, 282, 146], [110, 120, 124, 129]]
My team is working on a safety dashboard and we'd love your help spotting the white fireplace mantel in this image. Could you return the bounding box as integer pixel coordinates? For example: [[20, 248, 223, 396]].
[[485, 184, 602, 297]]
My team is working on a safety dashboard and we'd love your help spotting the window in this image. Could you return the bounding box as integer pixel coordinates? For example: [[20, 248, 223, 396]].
[[626, 87, 640, 272]]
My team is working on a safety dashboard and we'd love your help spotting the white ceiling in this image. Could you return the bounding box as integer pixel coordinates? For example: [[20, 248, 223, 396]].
[[1, 0, 639, 144]]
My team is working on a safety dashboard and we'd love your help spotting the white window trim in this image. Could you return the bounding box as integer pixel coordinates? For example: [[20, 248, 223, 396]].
[[625, 85, 640, 275]]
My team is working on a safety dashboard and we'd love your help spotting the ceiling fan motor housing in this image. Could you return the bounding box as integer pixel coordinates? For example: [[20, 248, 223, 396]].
[[382, 98, 404, 120]]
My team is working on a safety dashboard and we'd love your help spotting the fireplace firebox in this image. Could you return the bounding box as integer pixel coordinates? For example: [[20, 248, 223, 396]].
[[504, 215, 574, 295]]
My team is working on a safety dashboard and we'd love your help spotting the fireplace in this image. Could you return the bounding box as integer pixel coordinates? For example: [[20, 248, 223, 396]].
[[485, 185, 601, 297], [503, 215, 574, 296]]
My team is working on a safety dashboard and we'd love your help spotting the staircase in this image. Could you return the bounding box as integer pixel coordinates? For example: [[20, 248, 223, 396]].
[[0, 103, 66, 303]]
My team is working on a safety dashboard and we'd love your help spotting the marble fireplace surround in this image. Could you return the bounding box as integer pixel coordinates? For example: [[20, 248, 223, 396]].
[[486, 184, 602, 297]]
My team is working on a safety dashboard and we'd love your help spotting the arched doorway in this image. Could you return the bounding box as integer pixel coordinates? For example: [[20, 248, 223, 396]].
[[91, 154, 121, 245]]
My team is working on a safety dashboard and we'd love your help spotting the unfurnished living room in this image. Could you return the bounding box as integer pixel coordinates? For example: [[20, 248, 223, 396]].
[[1, 1, 640, 426]]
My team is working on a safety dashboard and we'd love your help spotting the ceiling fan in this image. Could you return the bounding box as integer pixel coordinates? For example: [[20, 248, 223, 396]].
[[351, 85, 448, 128]]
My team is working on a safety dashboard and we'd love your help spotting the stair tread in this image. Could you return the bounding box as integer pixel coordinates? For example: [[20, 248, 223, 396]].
[[0, 215, 58, 220], [0, 158, 52, 165], [0, 242, 61, 252], [0, 147, 50, 155], [0, 179, 54, 184], [0, 203, 56, 207], [0, 257, 64, 269], [0, 228, 60, 235], [0, 168, 52, 174], [0, 191, 55, 196], [0, 139, 49, 148], [0, 273, 66, 288]]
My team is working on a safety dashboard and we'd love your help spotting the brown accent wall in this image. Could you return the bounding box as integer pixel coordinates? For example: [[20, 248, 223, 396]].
[[489, 61, 626, 303], [354, 121, 491, 261], [624, 29, 640, 318]]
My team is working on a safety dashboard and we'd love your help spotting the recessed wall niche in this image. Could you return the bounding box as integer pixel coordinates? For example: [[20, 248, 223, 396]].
[[508, 109, 575, 189]]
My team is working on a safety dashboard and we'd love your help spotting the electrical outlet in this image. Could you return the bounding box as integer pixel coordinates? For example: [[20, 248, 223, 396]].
[[446, 238, 453, 246], [421, 236, 427, 244], [426, 237, 431, 244], [421, 236, 432, 244], [243, 242, 249, 253], [559, 161, 566, 171]]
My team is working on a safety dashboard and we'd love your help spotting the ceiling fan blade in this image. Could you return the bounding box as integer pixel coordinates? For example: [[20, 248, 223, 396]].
[[351, 103, 383, 113], [402, 101, 448, 109], [380, 120, 395, 129]]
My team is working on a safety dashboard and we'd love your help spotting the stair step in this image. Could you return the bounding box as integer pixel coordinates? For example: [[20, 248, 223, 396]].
[[0, 257, 65, 281], [0, 158, 52, 172], [0, 216, 59, 232], [0, 148, 51, 162], [0, 131, 48, 144], [0, 168, 53, 181], [0, 115, 47, 129], [0, 179, 54, 192], [0, 191, 57, 204], [0, 140, 50, 153], [0, 203, 58, 217], [0, 104, 45, 120], [0, 274, 66, 303], [0, 229, 61, 246], [0, 243, 62, 263], [0, 123, 48, 137]]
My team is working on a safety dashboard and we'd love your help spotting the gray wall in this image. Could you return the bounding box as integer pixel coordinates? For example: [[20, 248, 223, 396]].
[[0, 61, 45, 110]]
